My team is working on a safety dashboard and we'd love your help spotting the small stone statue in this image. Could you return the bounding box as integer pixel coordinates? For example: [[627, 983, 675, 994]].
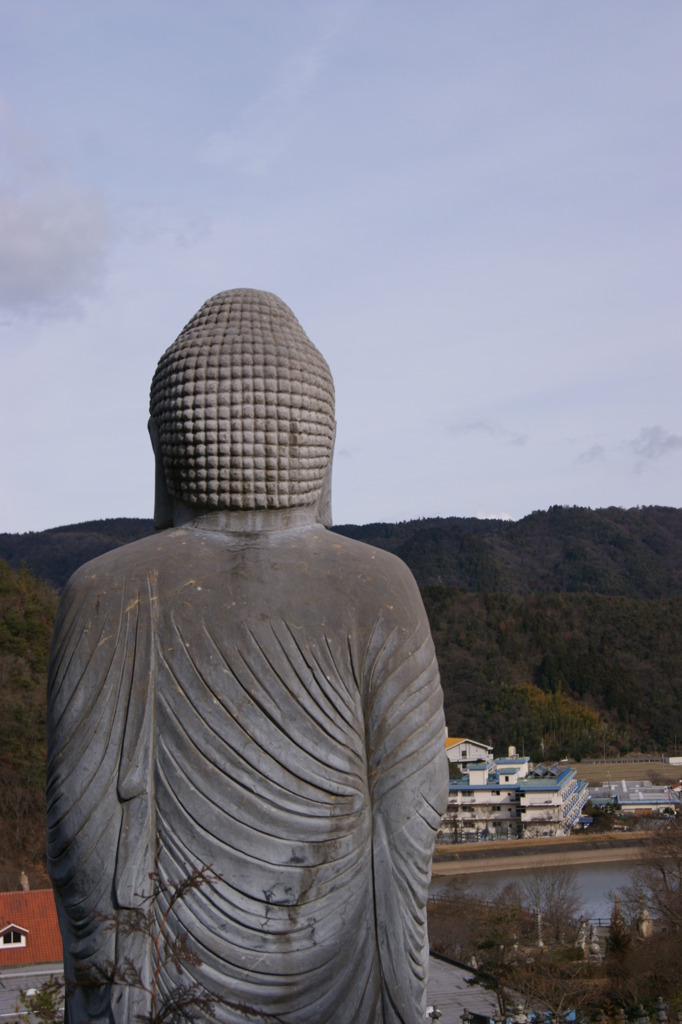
[[47, 289, 448, 1023], [575, 915, 589, 953], [637, 904, 653, 938]]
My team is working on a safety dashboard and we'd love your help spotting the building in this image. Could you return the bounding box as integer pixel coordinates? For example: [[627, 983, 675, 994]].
[[439, 756, 589, 841], [518, 763, 590, 836], [0, 889, 62, 966], [589, 779, 681, 815], [444, 736, 494, 768]]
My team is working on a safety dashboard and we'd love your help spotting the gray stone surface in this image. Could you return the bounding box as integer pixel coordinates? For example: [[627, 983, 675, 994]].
[[47, 290, 448, 1023]]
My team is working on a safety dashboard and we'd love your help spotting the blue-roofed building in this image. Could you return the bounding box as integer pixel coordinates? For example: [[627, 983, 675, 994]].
[[439, 753, 589, 842], [588, 778, 681, 815]]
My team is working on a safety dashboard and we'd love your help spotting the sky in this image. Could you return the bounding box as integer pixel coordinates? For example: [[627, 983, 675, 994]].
[[1, 1, 681, 533]]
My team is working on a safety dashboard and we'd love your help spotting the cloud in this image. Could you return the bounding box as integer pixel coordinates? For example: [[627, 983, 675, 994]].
[[628, 426, 682, 469], [0, 180, 109, 318], [448, 419, 528, 446], [476, 511, 516, 521], [577, 444, 606, 463], [0, 91, 110, 320]]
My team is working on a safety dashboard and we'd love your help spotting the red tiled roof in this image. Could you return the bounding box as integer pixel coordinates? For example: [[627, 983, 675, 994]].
[[0, 890, 62, 965]]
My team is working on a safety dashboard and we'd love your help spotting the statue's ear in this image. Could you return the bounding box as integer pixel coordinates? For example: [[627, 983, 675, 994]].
[[148, 417, 174, 530], [316, 421, 335, 529]]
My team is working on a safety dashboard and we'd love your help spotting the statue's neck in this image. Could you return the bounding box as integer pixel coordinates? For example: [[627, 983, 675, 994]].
[[174, 505, 319, 535]]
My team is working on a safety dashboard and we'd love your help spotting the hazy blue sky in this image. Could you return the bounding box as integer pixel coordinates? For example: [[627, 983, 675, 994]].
[[1, 1, 680, 533]]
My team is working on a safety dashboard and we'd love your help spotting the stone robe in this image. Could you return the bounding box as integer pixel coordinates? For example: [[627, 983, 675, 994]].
[[47, 515, 448, 1023]]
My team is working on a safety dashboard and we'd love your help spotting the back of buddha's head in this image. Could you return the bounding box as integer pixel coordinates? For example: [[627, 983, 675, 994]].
[[150, 289, 335, 513]]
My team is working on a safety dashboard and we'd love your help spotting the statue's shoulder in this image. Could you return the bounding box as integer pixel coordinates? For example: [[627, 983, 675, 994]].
[[61, 529, 185, 595], [323, 528, 414, 574], [316, 528, 422, 608]]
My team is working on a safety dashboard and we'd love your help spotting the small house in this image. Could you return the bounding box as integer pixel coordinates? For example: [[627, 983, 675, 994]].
[[444, 737, 493, 768]]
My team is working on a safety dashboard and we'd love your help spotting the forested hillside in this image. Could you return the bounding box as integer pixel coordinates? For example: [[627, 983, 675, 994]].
[[424, 588, 682, 761], [337, 504, 682, 596], [0, 561, 57, 886]]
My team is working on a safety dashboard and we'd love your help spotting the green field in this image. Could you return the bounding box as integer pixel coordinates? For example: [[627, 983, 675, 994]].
[[567, 758, 682, 785]]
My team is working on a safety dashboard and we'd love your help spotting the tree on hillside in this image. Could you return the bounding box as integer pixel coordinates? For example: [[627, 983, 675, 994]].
[[608, 819, 682, 1005], [623, 818, 682, 933], [472, 895, 521, 1017], [522, 867, 581, 943], [429, 880, 605, 1017], [513, 947, 602, 1021], [0, 559, 57, 874]]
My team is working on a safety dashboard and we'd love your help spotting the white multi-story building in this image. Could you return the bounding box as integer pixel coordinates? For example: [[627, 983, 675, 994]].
[[439, 756, 589, 842], [518, 763, 590, 836]]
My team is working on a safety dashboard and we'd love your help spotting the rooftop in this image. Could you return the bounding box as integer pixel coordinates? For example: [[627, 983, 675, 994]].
[[589, 779, 680, 807], [0, 890, 62, 966], [450, 761, 579, 792]]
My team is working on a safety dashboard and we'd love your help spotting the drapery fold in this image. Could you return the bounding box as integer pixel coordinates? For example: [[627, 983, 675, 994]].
[[47, 524, 448, 1023]]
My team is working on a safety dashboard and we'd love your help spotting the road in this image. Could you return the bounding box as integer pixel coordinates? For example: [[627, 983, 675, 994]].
[[432, 831, 652, 876], [0, 964, 63, 1020]]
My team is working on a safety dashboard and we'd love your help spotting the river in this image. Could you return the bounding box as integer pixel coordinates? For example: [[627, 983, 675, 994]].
[[430, 860, 636, 922]]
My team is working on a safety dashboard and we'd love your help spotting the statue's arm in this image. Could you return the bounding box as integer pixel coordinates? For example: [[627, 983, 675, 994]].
[[364, 565, 449, 1024], [47, 567, 156, 1021]]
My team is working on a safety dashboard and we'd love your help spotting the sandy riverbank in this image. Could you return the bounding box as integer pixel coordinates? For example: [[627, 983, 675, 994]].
[[432, 832, 653, 876]]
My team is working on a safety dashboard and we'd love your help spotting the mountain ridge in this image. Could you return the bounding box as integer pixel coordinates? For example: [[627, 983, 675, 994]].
[[3, 504, 681, 597]]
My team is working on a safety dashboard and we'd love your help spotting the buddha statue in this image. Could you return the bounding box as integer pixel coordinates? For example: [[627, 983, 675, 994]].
[[47, 288, 448, 1023]]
